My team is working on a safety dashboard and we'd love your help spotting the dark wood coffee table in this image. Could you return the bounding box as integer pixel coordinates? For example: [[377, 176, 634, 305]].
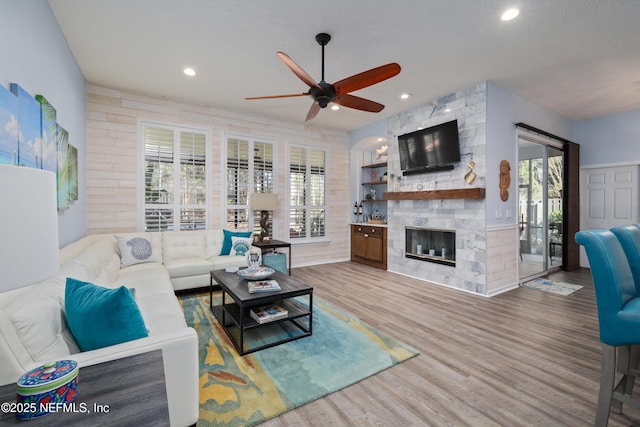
[[210, 269, 313, 355]]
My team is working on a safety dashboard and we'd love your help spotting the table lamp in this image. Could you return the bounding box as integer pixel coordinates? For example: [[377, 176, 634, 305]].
[[0, 165, 60, 292], [250, 193, 278, 242]]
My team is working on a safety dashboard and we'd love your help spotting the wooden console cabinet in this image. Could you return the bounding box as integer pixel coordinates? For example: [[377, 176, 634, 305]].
[[351, 224, 387, 270]]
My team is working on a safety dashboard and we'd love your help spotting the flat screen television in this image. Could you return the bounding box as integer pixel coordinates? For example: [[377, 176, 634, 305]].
[[398, 119, 461, 175]]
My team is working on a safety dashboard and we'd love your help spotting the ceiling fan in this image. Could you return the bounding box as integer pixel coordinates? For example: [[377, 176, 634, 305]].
[[245, 33, 401, 121]]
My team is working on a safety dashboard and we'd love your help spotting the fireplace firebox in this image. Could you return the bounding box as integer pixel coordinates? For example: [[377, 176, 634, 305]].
[[405, 227, 456, 266]]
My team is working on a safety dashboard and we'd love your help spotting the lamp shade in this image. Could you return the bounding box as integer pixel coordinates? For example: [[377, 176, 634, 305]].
[[0, 165, 59, 292], [250, 193, 278, 211]]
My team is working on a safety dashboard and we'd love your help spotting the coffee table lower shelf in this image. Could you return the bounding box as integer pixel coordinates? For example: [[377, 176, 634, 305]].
[[210, 297, 312, 355]]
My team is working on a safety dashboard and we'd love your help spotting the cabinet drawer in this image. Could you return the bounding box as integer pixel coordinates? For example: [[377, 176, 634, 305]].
[[353, 226, 383, 235]]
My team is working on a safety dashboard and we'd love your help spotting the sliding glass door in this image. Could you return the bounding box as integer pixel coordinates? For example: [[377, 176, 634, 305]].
[[518, 137, 564, 280]]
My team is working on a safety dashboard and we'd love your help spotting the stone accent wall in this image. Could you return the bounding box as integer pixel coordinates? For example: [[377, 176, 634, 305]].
[[86, 85, 350, 267], [386, 83, 489, 294]]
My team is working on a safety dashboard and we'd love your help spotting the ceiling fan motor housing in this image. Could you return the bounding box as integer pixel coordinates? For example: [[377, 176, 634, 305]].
[[309, 82, 336, 108]]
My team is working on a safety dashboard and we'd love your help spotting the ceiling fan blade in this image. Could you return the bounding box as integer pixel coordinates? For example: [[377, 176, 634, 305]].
[[333, 63, 401, 95], [334, 93, 385, 112], [305, 102, 321, 121], [245, 93, 308, 100], [277, 52, 321, 90]]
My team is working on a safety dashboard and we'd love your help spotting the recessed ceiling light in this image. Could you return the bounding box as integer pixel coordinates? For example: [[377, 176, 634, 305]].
[[444, 108, 451, 113], [400, 93, 411, 100], [501, 8, 520, 21], [331, 104, 340, 111], [376, 137, 386, 142], [183, 67, 196, 77]]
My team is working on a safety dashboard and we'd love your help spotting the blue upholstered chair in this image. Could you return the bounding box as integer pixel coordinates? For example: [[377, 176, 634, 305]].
[[611, 225, 640, 295], [575, 229, 640, 426]]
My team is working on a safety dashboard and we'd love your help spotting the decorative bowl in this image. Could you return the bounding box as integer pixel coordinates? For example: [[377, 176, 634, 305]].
[[237, 266, 275, 280], [16, 359, 79, 419]]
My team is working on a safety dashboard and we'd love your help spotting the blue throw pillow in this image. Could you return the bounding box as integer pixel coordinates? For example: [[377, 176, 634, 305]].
[[65, 278, 149, 351], [220, 229, 252, 255]]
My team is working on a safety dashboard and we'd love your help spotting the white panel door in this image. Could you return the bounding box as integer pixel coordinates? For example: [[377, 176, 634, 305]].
[[580, 165, 639, 266]]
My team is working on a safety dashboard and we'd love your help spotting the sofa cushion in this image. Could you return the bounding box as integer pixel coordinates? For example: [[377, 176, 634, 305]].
[[220, 230, 252, 255], [116, 233, 162, 267], [162, 231, 206, 261], [117, 262, 174, 296], [5, 296, 79, 362], [230, 236, 253, 256], [209, 254, 248, 270], [65, 278, 149, 351], [63, 237, 121, 284], [164, 258, 212, 279]]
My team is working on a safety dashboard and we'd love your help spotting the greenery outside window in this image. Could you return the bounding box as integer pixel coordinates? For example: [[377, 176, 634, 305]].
[[225, 135, 275, 236], [140, 122, 209, 232], [289, 145, 326, 240]]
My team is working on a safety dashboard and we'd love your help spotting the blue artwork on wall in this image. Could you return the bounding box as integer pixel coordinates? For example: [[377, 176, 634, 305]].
[[0, 85, 19, 165], [2, 82, 78, 212], [57, 125, 70, 211], [10, 84, 41, 168], [35, 95, 58, 173]]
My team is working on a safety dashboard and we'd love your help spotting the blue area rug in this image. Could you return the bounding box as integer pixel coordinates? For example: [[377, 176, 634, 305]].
[[522, 278, 583, 296], [178, 292, 419, 427]]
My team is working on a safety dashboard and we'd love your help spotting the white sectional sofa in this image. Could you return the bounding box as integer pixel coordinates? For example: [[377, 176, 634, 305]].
[[0, 229, 250, 426]]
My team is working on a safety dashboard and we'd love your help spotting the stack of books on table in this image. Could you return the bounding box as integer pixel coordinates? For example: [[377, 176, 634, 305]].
[[248, 280, 281, 293], [249, 304, 289, 324]]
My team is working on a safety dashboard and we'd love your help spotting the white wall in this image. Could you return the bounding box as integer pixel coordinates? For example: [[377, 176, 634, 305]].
[[486, 81, 573, 227], [574, 110, 640, 167], [85, 85, 351, 268], [0, 0, 86, 247]]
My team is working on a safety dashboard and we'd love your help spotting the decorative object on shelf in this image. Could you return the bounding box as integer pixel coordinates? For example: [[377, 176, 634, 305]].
[[370, 210, 386, 224], [371, 188, 377, 200], [376, 144, 388, 160], [16, 359, 79, 420], [382, 171, 388, 182], [357, 202, 363, 222], [396, 175, 402, 191], [371, 169, 377, 182], [499, 159, 511, 201], [464, 158, 477, 184], [389, 173, 395, 191], [251, 192, 278, 242], [245, 247, 262, 270], [238, 266, 275, 280]]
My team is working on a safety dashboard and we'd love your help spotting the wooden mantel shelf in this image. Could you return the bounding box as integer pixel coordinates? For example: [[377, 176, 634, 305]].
[[383, 188, 486, 200]]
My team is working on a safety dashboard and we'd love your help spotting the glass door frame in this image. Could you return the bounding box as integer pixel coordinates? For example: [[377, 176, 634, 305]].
[[517, 131, 564, 281]]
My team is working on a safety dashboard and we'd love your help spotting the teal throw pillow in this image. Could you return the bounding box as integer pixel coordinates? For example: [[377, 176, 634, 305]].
[[220, 229, 252, 255], [65, 278, 149, 351]]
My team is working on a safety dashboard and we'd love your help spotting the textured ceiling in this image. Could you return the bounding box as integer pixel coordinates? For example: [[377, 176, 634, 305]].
[[48, 0, 640, 132]]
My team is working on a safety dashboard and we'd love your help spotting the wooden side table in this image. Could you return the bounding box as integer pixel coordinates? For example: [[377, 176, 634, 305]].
[[252, 239, 292, 275], [0, 350, 170, 426]]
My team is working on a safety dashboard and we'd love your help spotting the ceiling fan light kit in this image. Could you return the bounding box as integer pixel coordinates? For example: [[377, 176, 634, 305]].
[[246, 32, 401, 121]]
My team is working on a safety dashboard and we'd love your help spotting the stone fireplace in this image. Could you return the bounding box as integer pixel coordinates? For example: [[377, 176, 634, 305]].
[[405, 227, 456, 266], [384, 82, 488, 294]]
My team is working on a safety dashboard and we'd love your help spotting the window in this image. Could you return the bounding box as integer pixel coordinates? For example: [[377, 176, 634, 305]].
[[225, 135, 275, 234], [140, 123, 209, 231], [289, 145, 326, 239]]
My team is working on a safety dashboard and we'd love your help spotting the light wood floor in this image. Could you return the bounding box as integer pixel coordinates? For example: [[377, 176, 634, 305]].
[[259, 262, 640, 427]]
